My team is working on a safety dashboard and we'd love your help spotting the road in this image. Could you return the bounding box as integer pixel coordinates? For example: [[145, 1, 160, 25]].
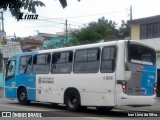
[[0, 98, 159, 120]]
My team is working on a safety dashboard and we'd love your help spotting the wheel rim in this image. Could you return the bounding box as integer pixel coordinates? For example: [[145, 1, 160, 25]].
[[68, 94, 77, 108], [20, 92, 26, 101]]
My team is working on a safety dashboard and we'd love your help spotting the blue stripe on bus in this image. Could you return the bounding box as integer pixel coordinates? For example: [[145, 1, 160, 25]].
[[15, 51, 38, 100], [141, 65, 156, 96], [5, 77, 17, 99], [15, 74, 36, 101], [0, 73, 4, 87], [5, 51, 39, 100]]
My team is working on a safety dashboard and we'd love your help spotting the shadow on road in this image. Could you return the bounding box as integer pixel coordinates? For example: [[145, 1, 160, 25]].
[[7, 101, 128, 117]]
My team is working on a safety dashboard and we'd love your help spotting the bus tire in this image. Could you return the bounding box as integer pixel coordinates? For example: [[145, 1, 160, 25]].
[[17, 88, 30, 105], [65, 89, 80, 112]]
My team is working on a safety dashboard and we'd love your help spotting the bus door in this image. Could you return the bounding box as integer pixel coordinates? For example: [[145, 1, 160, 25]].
[[16, 55, 35, 100], [5, 58, 16, 98], [101, 46, 117, 105]]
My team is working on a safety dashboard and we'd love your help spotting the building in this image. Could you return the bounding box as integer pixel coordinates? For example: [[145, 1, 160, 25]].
[[128, 15, 160, 40], [17, 39, 43, 52], [31, 32, 57, 49], [22, 32, 57, 49], [43, 29, 75, 49], [128, 15, 160, 96]]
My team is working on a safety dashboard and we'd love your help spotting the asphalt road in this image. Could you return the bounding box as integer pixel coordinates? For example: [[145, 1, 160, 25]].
[[0, 98, 159, 120]]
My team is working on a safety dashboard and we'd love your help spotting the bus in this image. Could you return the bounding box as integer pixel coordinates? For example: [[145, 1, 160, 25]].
[[0, 53, 4, 88], [4, 40, 157, 112]]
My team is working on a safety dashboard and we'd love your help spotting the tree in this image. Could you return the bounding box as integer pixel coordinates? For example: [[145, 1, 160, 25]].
[[72, 17, 119, 45], [0, 0, 45, 20], [0, 0, 80, 20], [59, 0, 80, 8], [118, 20, 130, 39]]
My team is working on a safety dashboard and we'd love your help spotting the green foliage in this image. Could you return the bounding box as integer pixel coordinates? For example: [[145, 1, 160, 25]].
[[71, 17, 130, 46], [0, 0, 45, 20], [0, 0, 80, 20], [72, 17, 120, 45], [118, 20, 130, 39], [59, 0, 81, 8]]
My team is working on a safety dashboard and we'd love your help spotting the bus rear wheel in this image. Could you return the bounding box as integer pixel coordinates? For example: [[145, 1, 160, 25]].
[[65, 90, 80, 112], [18, 88, 30, 105]]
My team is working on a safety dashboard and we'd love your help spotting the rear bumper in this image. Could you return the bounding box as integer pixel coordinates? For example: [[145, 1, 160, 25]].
[[116, 92, 156, 106]]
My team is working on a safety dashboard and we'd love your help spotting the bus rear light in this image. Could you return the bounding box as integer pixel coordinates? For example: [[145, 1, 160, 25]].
[[154, 83, 157, 94], [121, 81, 127, 93]]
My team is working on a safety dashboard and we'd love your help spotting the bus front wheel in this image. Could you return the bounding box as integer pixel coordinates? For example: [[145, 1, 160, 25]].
[[18, 88, 30, 105], [65, 90, 80, 112]]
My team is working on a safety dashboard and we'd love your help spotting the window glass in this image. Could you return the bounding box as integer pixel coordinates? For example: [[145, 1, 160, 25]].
[[52, 51, 73, 73], [36, 54, 49, 64], [140, 23, 160, 39], [128, 44, 156, 65], [88, 49, 99, 61], [20, 56, 27, 65], [75, 50, 87, 62], [7, 61, 16, 77], [33, 53, 50, 74], [74, 48, 100, 73], [19, 55, 32, 74], [101, 46, 116, 73]]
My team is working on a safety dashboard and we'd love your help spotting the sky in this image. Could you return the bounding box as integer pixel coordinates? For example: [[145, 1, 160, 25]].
[[1, 0, 160, 37]]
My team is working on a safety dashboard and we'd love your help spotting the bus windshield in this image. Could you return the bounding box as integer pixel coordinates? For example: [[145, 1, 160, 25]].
[[128, 44, 156, 65]]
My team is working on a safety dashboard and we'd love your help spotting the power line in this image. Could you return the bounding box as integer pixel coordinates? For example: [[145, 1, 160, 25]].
[[6, 24, 64, 29], [37, 18, 82, 27], [39, 9, 127, 20]]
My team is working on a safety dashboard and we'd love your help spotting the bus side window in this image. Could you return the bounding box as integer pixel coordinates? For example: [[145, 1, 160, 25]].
[[33, 53, 51, 74], [100, 46, 116, 73], [51, 51, 73, 74], [19, 55, 32, 74], [6, 60, 16, 79], [74, 48, 100, 73]]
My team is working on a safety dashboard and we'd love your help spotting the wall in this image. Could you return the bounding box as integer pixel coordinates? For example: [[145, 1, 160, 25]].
[[131, 24, 140, 40]]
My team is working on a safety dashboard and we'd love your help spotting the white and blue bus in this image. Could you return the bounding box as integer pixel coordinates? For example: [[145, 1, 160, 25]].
[[5, 40, 157, 111], [0, 53, 4, 88]]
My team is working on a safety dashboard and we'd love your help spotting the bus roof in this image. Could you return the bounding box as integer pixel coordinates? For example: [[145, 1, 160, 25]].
[[10, 40, 155, 57], [39, 40, 121, 54]]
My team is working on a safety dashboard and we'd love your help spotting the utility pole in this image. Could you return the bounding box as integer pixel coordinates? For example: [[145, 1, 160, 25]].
[[130, 5, 132, 20], [65, 19, 68, 45], [1, 12, 4, 32], [0, 11, 5, 44]]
